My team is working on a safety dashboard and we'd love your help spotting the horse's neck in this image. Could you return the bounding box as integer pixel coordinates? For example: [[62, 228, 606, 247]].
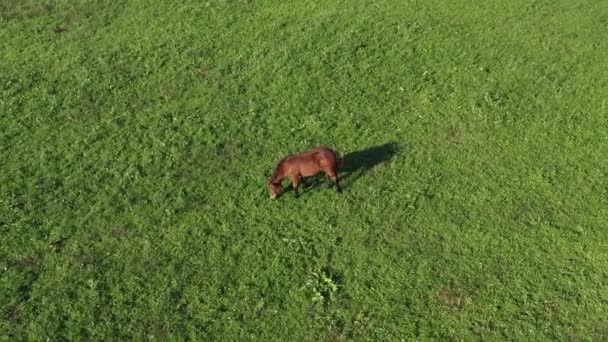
[[271, 172, 284, 184], [270, 162, 285, 183]]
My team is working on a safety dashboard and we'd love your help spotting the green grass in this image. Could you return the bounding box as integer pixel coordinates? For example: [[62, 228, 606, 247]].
[[2, 0, 608, 339]]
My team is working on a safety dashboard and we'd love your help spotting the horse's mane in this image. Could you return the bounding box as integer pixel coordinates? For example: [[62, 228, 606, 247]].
[[269, 157, 288, 183]]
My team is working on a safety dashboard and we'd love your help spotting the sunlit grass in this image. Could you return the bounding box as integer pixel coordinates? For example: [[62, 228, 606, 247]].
[[1, 0, 607, 339]]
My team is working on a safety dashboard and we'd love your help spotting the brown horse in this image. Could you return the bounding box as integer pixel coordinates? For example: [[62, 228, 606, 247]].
[[268, 146, 343, 199]]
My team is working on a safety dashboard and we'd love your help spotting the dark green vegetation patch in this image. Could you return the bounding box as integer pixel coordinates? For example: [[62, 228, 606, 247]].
[[1, 0, 607, 339]]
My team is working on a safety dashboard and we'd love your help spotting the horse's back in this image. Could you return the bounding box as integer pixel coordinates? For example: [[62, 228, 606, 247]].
[[312, 147, 339, 168], [290, 146, 334, 163], [312, 146, 337, 157]]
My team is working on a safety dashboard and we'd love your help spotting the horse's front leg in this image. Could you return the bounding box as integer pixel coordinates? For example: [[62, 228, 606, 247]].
[[291, 175, 300, 198]]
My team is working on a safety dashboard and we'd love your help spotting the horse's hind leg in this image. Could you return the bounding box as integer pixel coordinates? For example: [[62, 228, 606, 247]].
[[325, 174, 333, 189], [326, 169, 342, 193]]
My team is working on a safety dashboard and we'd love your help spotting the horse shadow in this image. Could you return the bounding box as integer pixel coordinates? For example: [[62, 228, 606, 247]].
[[300, 142, 400, 193], [339, 142, 400, 189]]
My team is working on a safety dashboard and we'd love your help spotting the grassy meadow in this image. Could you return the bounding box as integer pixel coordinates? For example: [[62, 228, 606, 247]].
[[1, 0, 607, 339]]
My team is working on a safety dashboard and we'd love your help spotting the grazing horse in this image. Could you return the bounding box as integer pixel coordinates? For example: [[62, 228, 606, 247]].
[[268, 146, 342, 199]]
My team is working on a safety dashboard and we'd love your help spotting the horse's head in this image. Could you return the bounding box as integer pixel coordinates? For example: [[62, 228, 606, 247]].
[[268, 181, 281, 199]]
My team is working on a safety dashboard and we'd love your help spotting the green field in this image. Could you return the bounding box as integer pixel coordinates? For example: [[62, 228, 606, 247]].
[[2, 0, 607, 339]]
